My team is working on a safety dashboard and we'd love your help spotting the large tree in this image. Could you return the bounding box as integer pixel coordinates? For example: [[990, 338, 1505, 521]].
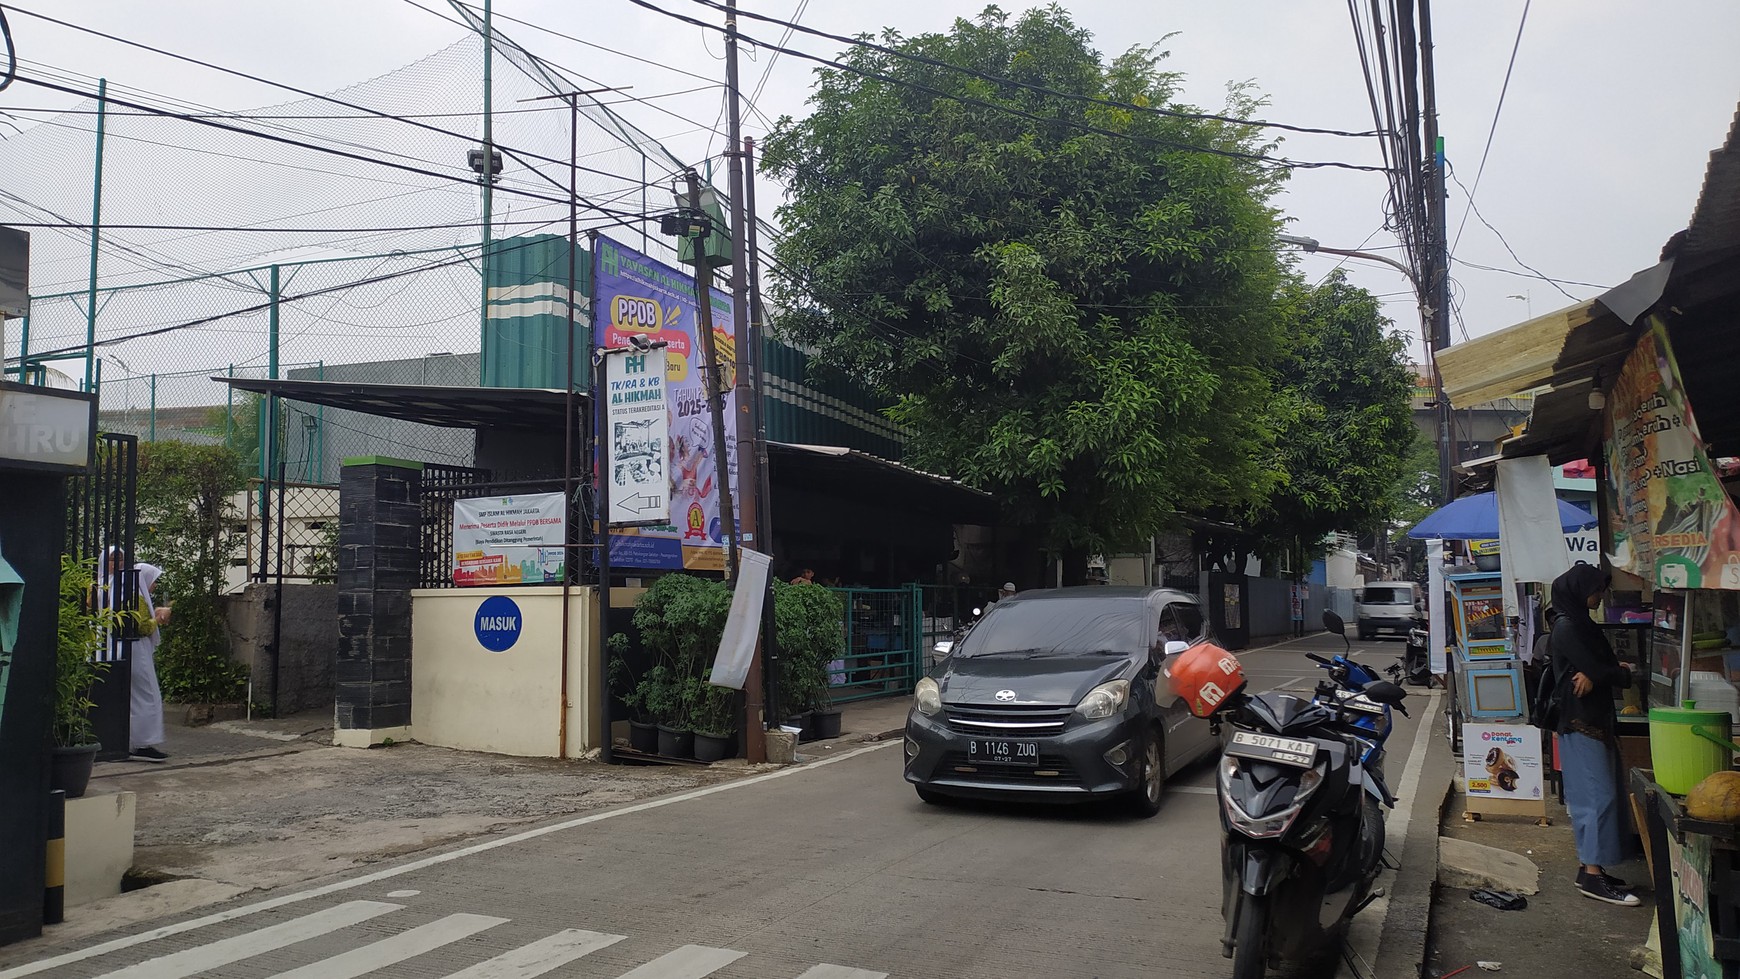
[[1241, 271, 1418, 567], [761, 6, 1292, 580]]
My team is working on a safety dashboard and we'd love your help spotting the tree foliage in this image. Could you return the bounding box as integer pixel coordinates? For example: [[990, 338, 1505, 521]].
[[1239, 272, 1418, 564], [761, 6, 1292, 569], [135, 441, 250, 703]]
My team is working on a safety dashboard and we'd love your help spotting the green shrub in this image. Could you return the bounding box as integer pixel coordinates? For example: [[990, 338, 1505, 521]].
[[154, 592, 248, 704], [772, 582, 846, 715]]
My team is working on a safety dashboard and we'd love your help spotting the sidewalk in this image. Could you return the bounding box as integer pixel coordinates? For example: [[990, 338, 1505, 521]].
[[1424, 758, 1654, 978]]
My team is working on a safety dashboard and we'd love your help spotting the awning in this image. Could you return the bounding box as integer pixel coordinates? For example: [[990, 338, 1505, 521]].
[[218, 376, 580, 431], [767, 442, 995, 524]]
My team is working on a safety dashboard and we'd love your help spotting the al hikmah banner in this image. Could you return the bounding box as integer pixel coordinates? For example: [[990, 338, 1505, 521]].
[[452, 493, 567, 586], [592, 235, 739, 572], [1603, 316, 1740, 589]]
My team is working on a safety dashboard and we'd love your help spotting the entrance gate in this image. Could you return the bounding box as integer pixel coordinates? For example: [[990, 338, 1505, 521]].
[[65, 433, 139, 760], [826, 585, 922, 704]]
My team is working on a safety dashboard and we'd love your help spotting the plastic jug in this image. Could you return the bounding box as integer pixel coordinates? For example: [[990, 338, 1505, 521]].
[[1649, 701, 1740, 795]]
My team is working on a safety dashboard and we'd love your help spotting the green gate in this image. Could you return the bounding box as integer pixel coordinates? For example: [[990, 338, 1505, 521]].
[[826, 585, 923, 703]]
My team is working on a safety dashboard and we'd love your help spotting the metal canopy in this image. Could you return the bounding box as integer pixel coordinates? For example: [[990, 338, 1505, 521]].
[[767, 441, 995, 523], [218, 376, 581, 431]]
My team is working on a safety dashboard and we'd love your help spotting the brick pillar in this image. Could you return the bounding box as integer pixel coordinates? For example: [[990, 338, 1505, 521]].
[[334, 457, 422, 747]]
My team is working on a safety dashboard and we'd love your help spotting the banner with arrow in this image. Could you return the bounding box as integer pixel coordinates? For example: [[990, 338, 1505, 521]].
[[605, 346, 671, 527]]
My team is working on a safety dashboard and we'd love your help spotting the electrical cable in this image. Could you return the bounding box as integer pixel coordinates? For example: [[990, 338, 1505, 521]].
[[1447, 167, 1581, 300], [1450, 0, 1529, 256], [688, 0, 1391, 140], [625, 0, 1392, 173], [0, 2, 15, 92]]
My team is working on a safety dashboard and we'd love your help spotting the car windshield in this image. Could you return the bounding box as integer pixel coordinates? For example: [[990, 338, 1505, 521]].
[[955, 598, 1145, 657], [1364, 586, 1411, 605]]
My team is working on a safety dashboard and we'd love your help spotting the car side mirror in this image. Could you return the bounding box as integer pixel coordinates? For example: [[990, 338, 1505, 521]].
[[1362, 680, 1407, 706], [1164, 640, 1189, 658], [1323, 610, 1347, 636], [933, 641, 954, 657]]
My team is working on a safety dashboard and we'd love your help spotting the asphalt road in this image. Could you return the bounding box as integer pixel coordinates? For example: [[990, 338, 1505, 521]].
[[2, 634, 1443, 979]]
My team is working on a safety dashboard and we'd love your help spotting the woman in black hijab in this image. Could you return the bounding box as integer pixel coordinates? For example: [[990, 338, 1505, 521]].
[[1548, 562, 1638, 907]]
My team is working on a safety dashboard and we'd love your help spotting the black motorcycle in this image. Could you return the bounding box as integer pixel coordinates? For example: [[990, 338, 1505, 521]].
[[1386, 620, 1433, 688], [1212, 613, 1409, 979]]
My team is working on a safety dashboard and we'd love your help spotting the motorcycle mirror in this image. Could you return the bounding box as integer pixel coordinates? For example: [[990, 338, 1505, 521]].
[[1164, 640, 1189, 657], [1362, 680, 1408, 707], [1322, 610, 1347, 636]]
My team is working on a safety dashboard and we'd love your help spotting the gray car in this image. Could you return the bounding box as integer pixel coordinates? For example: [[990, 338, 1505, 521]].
[[903, 587, 1220, 817]]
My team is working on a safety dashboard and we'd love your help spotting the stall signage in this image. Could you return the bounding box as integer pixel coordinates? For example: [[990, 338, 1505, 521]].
[[1603, 317, 1740, 589], [593, 236, 738, 572], [603, 347, 670, 527], [1670, 832, 1720, 977], [1463, 724, 1544, 800], [473, 595, 522, 652], [452, 493, 565, 587], [0, 383, 93, 473]]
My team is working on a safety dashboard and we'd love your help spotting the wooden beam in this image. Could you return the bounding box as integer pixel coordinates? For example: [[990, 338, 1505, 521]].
[[1437, 300, 1599, 408]]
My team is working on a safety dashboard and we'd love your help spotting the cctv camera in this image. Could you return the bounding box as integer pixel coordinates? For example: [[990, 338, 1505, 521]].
[[629, 333, 652, 351]]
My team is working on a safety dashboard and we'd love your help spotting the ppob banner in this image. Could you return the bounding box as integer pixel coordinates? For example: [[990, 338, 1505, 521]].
[[453, 493, 566, 586], [593, 235, 738, 571], [1464, 723, 1544, 800], [1603, 316, 1740, 589]]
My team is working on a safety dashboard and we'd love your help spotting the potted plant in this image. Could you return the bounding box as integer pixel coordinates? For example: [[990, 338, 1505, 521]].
[[607, 637, 659, 754], [691, 672, 738, 763], [53, 555, 117, 798], [773, 581, 846, 741], [642, 665, 694, 759]]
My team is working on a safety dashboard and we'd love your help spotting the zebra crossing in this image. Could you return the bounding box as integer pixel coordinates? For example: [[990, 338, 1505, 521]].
[[71, 900, 887, 979]]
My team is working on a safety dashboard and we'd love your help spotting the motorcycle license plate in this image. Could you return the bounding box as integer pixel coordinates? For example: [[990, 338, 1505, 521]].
[[1227, 731, 1316, 768], [967, 739, 1040, 766]]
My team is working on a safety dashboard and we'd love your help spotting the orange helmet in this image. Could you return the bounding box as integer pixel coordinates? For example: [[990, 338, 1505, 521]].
[[1168, 641, 1247, 718]]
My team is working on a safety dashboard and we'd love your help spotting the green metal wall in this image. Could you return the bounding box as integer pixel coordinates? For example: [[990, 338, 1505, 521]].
[[481, 235, 591, 390], [759, 338, 906, 460]]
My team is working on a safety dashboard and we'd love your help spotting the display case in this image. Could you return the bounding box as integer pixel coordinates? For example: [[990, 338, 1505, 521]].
[[1654, 592, 1690, 709], [1448, 572, 1513, 661], [1463, 666, 1528, 718], [1600, 622, 1651, 716]]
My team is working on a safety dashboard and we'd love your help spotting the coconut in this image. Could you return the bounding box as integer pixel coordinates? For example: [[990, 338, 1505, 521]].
[[1686, 770, 1740, 822]]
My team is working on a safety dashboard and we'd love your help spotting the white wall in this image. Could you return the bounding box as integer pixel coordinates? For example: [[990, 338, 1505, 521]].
[[411, 587, 596, 759]]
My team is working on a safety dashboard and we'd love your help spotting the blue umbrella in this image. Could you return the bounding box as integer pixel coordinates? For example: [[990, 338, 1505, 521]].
[[1407, 491, 1597, 540]]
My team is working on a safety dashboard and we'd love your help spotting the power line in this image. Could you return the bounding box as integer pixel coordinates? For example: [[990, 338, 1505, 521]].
[[689, 0, 1391, 140], [1450, 0, 1529, 255], [0, 85, 721, 120], [626, 0, 1392, 173], [1446, 167, 1580, 301]]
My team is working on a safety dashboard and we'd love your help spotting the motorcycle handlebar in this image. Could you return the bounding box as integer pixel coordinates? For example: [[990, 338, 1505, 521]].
[[1305, 653, 1333, 665]]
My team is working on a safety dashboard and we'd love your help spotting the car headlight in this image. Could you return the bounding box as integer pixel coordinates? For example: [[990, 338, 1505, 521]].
[[1075, 679, 1130, 720], [1217, 758, 1327, 838], [914, 677, 942, 716]]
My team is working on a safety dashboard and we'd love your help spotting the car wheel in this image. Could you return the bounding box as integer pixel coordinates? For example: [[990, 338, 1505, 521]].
[[915, 786, 950, 806], [1126, 726, 1165, 818]]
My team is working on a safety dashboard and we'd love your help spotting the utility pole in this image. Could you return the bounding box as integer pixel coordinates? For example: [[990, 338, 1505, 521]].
[[681, 170, 741, 583], [1419, 0, 1456, 505], [83, 78, 107, 393], [723, 0, 767, 763]]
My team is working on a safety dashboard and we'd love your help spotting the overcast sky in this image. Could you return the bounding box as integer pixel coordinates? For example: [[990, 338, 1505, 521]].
[[6, 0, 1740, 364]]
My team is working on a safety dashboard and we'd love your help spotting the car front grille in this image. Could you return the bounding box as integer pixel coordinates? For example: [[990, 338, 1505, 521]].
[[939, 751, 1083, 785], [943, 704, 1074, 737]]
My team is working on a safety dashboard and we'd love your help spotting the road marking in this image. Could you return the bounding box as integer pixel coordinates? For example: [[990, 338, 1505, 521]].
[[0, 742, 900, 979], [440, 929, 627, 979], [1336, 690, 1442, 979], [86, 901, 401, 979], [793, 966, 889, 979], [613, 944, 746, 979], [266, 913, 506, 979]]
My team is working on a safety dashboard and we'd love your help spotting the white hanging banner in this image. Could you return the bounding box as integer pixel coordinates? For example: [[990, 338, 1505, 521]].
[[711, 548, 771, 690], [604, 347, 670, 527], [1497, 455, 1574, 618], [1428, 538, 1448, 675]]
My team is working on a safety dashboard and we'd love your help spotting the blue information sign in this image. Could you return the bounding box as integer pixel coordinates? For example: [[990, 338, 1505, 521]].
[[473, 595, 522, 652]]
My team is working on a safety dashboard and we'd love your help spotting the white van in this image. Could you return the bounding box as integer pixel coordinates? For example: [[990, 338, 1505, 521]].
[[1355, 581, 1420, 640]]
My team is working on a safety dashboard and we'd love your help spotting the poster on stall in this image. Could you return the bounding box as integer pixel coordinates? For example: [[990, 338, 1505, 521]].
[[1603, 315, 1740, 589], [593, 236, 738, 571], [452, 493, 567, 586], [1670, 831, 1720, 979], [1463, 723, 1545, 800], [603, 347, 670, 527]]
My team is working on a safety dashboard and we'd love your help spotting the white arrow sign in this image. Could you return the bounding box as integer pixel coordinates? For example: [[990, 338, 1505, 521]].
[[604, 348, 670, 527]]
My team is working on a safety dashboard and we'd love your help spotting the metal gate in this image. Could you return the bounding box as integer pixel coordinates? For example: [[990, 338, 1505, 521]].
[[827, 585, 922, 703], [64, 433, 139, 760]]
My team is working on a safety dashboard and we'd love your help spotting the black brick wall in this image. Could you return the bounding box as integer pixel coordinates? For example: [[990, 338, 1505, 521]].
[[335, 463, 421, 731]]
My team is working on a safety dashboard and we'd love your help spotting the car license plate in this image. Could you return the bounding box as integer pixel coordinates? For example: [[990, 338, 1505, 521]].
[[1227, 731, 1316, 768], [967, 739, 1040, 766]]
